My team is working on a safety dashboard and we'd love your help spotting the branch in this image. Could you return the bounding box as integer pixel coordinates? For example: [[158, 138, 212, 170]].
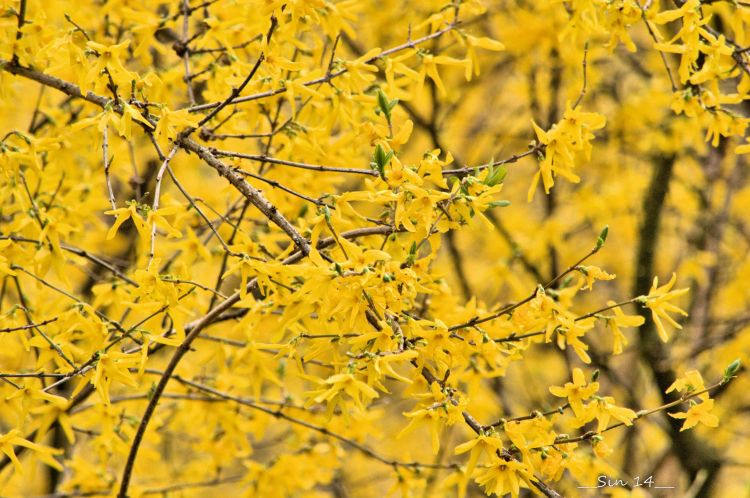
[[178, 138, 311, 255]]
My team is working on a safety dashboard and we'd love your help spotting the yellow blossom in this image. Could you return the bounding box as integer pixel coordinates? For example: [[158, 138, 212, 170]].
[[605, 302, 644, 355], [473, 457, 537, 498], [587, 396, 637, 432], [454, 433, 504, 476], [669, 399, 719, 431], [0, 429, 63, 474], [549, 368, 599, 420], [578, 265, 615, 290], [639, 273, 689, 342]]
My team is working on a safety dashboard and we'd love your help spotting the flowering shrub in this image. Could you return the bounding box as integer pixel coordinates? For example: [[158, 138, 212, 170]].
[[0, 0, 748, 496]]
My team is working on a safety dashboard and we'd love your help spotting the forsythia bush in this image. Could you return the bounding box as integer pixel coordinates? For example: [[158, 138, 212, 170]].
[[0, 0, 749, 496]]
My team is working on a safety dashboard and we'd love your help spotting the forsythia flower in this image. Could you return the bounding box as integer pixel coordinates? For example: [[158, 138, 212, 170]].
[[306, 373, 379, 413], [454, 433, 504, 475], [549, 368, 599, 420], [91, 352, 140, 404], [105, 202, 148, 240], [5, 386, 69, 410], [605, 302, 645, 355], [667, 370, 709, 400], [0, 429, 63, 473], [454, 33, 506, 78], [398, 383, 466, 454], [669, 399, 719, 431], [84, 40, 135, 88], [473, 457, 537, 498], [639, 273, 689, 342], [418, 53, 471, 96], [587, 396, 637, 432], [578, 265, 615, 290], [528, 103, 606, 201], [0, 239, 17, 276]]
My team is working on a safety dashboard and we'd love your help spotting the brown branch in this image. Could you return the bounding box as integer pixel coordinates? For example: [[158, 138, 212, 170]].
[[0, 317, 58, 333], [178, 138, 311, 255]]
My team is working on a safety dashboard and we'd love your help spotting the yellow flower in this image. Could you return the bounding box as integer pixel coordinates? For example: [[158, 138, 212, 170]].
[[527, 103, 605, 201], [343, 47, 381, 90], [454, 433, 504, 476], [5, 386, 69, 410], [339, 238, 391, 270], [418, 53, 471, 96], [666, 369, 709, 401], [588, 396, 637, 432], [147, 205, 183, 239], [91, 352, 140, 405], [262, 36, 307, 73], [155, 107, 201, 141], [399, 406, 442, 454], [460, 34, 505, 79], [473, 457, 536, 498], [85, 40, 134, 88], [605, 301, 645, 355], [555, 319, 595, 364], [105, 202, 148, 240], [592, 437, 614, 458], [0, 429, 63, 474], [117, 101, 154, 140], [639, 273, 689, 342], [528, 120, 559, 199], [549, 368, 599, 420], [0, 240, 17, 276], [307, 373, 379, 411], [669, 399, 719, 431], [398, 383, 465, 454], [557, 103, 607, 156], [653, 0, 701, 24], [578, 265, 615, 290], [441, 469, 471, 498]]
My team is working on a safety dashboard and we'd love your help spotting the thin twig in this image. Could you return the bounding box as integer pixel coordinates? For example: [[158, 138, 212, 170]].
[[0, 317, 58, 333], [102, 124, 116, 210], [572, 42, 589, 109], [148, 146, 180, 269]]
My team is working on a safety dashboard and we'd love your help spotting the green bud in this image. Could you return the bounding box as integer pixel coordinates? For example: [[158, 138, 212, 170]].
[[483, 164, 507, 187], [370, 143, 394, 180], [723, 359, 741, 383], [487, 200, 511, 208], [376, 88, 398, 124], [596, 225, 609, 249]]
